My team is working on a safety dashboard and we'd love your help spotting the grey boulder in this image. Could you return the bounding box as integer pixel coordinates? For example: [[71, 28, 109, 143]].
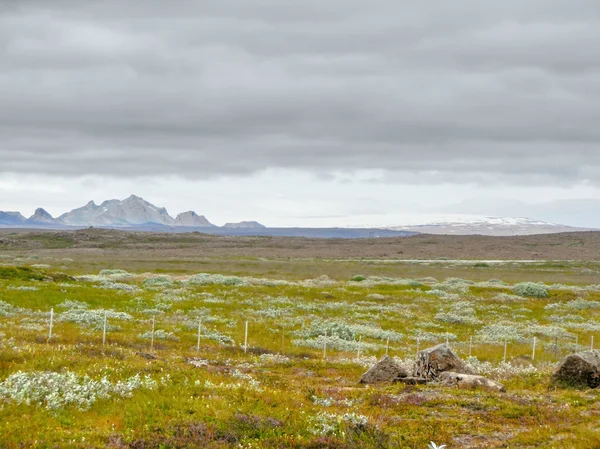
[[439, 371, 506, 393], [360, 355, 408, 384], [414, 343, 474, 380], [552, 350, 600, 389]]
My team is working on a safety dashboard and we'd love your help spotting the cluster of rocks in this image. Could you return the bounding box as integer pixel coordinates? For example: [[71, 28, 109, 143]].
[[360, 343, 505, 392], [360, 343, 600, 392]]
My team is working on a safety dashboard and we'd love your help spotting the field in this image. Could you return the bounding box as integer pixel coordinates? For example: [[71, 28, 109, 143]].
[[1, 230, 600, 448]]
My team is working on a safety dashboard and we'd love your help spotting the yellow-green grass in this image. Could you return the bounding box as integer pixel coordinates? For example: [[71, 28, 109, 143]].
[[0, 264, 599, 448]]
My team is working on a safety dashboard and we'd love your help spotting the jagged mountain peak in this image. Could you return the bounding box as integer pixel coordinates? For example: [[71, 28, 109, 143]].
[[58, 195, 175, 227], [29, 208, 55, 221], [175, 211, 215, 227]]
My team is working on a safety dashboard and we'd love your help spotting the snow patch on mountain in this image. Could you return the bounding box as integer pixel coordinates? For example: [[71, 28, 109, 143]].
[[340, 214, 586, 236]]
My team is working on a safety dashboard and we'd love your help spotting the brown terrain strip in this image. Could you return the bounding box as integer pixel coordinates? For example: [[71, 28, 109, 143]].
[[0, 228, 596, 260]]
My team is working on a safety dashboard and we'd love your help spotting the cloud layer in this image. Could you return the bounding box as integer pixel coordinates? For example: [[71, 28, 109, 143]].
[[1, 1, 600, 183]]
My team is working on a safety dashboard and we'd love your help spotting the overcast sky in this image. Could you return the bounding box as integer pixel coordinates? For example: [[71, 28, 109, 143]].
[[2, 0, 600, 226]]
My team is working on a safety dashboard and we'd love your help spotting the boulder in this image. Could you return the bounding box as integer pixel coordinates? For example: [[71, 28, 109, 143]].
[[439, 372, 506, 393], [414, 343, 474, 380], [359, 355, 408, 384], [552, 350, 600, 389]]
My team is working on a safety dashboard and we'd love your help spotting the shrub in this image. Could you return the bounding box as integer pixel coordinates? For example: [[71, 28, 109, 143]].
[[513, 282, 549, 298], [476, 324, 524, 343], [350, 275, 366, 282], [58, 309, 132, 330], [0, 371, 157, 411], [188, 273, 249, 286], [0, 266, 45, 281]]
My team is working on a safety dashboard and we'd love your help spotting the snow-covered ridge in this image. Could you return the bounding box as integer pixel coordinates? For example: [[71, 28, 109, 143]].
[[340, 214, 584, 236], [266, 213, 591, 236]]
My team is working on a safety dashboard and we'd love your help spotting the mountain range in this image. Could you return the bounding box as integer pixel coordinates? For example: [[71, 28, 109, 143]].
[[0, 195, 261, 229], [0, 195, 595, 236]]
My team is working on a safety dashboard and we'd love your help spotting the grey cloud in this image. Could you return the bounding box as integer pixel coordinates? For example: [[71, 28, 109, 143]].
[[1, 0, 600, 182]]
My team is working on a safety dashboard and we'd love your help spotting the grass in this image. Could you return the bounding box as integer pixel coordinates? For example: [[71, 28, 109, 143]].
[[0, 256, 599, 448]]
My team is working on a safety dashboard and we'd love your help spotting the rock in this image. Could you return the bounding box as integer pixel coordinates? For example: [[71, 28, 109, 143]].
[[136, 352, 158, 360], [414, 343, 474, 380], [396, 377, 427, 385], [552, 350, 600, 389], [439, 371, 506, 392], [359, 355, 408, 384]]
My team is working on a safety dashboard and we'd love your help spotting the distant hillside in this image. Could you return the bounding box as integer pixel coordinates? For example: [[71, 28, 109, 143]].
[[3, 229, 600, 261]]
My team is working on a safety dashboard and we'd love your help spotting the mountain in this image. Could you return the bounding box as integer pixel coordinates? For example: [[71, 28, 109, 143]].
[[25, 208, 58, 225], [0, 211, 25, 226], [58, 195, 175, 227], [375, 215, 592, 236], [223, 221, 266, 229], [2, 197, 595, 237], [175, 211, 215, 227]]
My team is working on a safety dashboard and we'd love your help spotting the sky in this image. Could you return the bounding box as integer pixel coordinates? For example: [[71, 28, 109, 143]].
[[1, 0, 600, 227]]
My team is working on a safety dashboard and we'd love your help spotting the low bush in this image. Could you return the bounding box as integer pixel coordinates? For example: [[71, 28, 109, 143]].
[[513, 282, 549, 298]]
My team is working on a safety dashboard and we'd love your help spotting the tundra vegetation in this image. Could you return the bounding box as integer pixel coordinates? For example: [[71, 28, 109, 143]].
[[0, 250, 600, 448]]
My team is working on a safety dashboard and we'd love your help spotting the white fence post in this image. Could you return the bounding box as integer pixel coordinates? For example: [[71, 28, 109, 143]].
[[102, 311, 107, 346], [244, 321, 248, 354], [503, 338, 507, 363], [197, 319, 202, 352], [323, 338, 327, 360], [48, 308, 54, 341], [385, 337, 390, 356], [356, 335, 362, 359], [469, 336, 473, 358], [532, 337, 537, 361], [150, 316, 155, 352]]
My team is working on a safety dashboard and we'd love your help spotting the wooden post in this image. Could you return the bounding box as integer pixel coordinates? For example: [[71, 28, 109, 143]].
[[281, 328, 285, 353], [532, 337, 537, 361], [385, 337, 390, 356], [48, 308, 54, 342], [357, 335, 362, 359], [197, 319, 202, 352], [469, 336, 473, 358], [244, 321, 248, 354], [102, 311, 107, 346], [416, 337, 420, 357], [503, 338, 507, 363], [323, 338, 327, 360], [150, 316, 155, 352], [554, 336, 558, 358]]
